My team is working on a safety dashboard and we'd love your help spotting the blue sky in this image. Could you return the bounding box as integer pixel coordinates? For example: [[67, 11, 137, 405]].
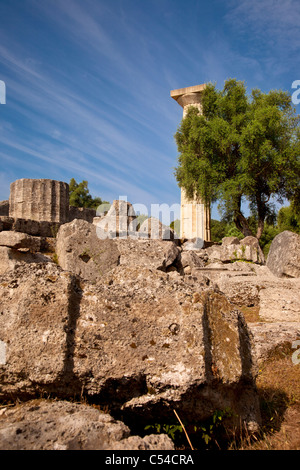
[[0, 0, 300, 221]]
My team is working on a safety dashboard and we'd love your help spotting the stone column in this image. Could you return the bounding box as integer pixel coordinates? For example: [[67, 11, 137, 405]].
[[171, 84, 211, 241], [9, 178, 69, 223]]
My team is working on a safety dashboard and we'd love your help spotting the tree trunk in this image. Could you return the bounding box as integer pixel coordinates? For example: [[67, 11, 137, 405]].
[[234, 211, 254, 237], [255, 193, 266, 240], [256, 218, 265, 240]]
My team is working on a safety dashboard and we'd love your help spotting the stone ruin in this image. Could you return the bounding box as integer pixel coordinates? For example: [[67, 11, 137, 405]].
[[0, 178, 180, 241], [9, 178, 70, 223], [0, 177, 300, 450], [0, 178, 102, 238]]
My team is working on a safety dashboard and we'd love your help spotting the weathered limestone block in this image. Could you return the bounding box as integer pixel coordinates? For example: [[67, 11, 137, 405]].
[[0, 400, 174, 450], [258, 277, 300, 322], [115, 238, 180, 271], [0, 231, 41, 251], [206, 236, 265, 264], [0, 263, 78, 398], [56, 219, 120, 282], [249, 322, 300, 363], [0, 200, 9, 216], [216, 264, 300, 321], [0, 217, 61, 237], [69, 206, 96, 224], [0, 246, 52, 275], [267, 230, 300, 278], [178, 250, 206, 275], [9, 178, 69, 223], [0, 217, 14, 231], [0, 262, 261, 433], [13, 218, 61, 237], [138, 217, 177, 240], [76, 272, 260, 431]]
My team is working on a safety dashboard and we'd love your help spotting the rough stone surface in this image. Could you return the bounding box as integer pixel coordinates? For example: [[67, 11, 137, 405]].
[[0, 201, 9, 217], [0, 246, 52, 275], [95, 199, 136, 236], [0, 261, 261, 432], [266, 230, 300, 278], [178, 250, 206, 275], [139, 217, 177, 240], [215, 264, 300, 322], [249, 322, 300, 363], [56, 219, 121, 282], [9, 179, 69, 224], [0, 400, 174, 450], [0, 231, 41, 251], [69, 206, 96, 224], [206, 236, 265, 265], [115, 238, 181, 272]]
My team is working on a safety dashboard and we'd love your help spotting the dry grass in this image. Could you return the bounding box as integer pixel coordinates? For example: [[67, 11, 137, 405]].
[[238, 305, 261, 323], [236, 342, 300, 450]]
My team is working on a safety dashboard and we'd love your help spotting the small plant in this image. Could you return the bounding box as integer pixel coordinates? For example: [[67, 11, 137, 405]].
[[144, 423, 183, 442], [52, 252, 59, 265], [144, 408, 235, 450]]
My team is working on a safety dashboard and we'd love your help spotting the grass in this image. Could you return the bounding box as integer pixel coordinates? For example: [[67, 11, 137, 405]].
[[240, 342, 300, 450]]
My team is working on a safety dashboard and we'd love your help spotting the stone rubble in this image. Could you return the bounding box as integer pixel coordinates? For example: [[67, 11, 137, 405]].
[[0, 180, 300, 449]]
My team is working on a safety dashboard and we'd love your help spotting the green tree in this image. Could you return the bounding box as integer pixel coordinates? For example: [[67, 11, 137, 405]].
[[69, 178, 108, 209], [277, 204, 300, 234], [175, 79, 300, 240]]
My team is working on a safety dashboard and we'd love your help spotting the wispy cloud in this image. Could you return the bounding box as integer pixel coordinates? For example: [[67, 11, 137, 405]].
[[225, 0, 300, 66]]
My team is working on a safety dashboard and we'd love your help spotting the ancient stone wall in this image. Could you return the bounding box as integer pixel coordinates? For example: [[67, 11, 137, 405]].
[[9, 179, 69, 224], [0, 200, 9, 217], [68, 206, 96, 224]]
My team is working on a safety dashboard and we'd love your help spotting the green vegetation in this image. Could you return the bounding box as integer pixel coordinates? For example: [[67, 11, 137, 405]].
[[170, 219, 180, 236], [69, 178, 109, 209], [211, 202, 300, 256], [175, 79, 300, 240], [144, 408, 236, 450]]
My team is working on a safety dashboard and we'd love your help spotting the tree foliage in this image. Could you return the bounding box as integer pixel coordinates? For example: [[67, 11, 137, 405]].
[[277, 204, 300, 234], [175, 79, 300, 239], [69, 178, 108, 209]]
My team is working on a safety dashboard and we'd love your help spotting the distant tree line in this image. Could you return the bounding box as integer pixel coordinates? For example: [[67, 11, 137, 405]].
[[69, 178, 110, 210], [211, 203, 300, 255]]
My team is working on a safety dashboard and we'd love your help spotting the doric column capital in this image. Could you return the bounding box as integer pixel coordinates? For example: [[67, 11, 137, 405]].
[[170, 84, 206, 117]]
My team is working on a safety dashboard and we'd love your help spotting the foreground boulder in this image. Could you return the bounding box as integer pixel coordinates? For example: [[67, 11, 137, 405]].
[[0, 246, 52, 275], [115, 238, 180, 271], [0, 260, 261, 432], [0, 231, 41, 251], [267, 230, 300, 278], [0, 400, 174, 450], [56, 219, 120, 282]]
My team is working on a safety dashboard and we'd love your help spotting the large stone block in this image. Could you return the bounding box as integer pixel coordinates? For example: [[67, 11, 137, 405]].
[[69, 206, 96, 224], [0, 200, 9, 216], [0, 231, 41, 251], [206, 236, 265, 264], [0, 261, 261, 433], [267, 230, 300, 278], [9, 178, 69, 223], [56, 219, 121, 282], [0, 246, 52, 275], [95, 199, 136, 237]]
